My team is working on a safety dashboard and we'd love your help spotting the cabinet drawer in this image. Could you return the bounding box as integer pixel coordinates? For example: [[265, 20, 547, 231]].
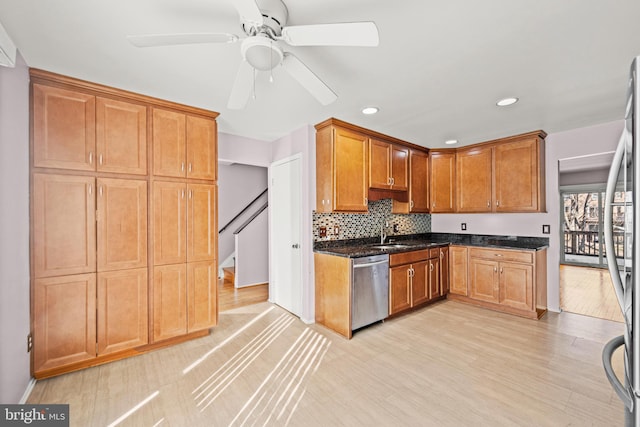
[[469, 247, 533, 264], [429, 248, 442, 259], [390, 249, 430, 266]]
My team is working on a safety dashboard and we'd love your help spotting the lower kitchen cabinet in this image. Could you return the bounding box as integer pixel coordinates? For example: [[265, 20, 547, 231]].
[[153, 261, 217, 342], [389, 248, 445, 316], [449, 246, 468, 296], [449, 246, 547, 319], [33, 268, 149, 374]]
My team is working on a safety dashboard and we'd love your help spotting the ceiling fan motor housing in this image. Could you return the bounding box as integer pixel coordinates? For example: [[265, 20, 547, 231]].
[[241, 0, 289, 37]]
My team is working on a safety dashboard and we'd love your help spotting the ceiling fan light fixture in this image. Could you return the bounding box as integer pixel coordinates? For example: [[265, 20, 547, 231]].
[[362, 106, 379, 115], [496, 97, 519, 107], [241, 36, 283, 71]]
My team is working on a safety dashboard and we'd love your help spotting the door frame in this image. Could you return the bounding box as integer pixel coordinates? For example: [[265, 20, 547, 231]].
[[268, 153, 304, 317]]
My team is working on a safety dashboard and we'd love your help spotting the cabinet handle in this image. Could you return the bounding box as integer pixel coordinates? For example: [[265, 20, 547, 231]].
[[410, 200, 414, 209], [182, 189, 185, 199], [500, 267, 504, 274], [494, 254, 503, 257], [181, 162, 185, 172], [188, 163, 193, 173], [387, 177, 391, 185], [189, 190, 193, 199], [440, 251, 444, 259], [391, 177, 395, 185], [430, 263, 433, 272], [99, 154, 103, 165], [494, 266, 498, 273], [89, 152, 93, 165], [88, 184, 92, 196], [496, 200, 499, 207], [364, 197, 368, 205], [99, 185, 103, 196], [487, 201, 490, 208]]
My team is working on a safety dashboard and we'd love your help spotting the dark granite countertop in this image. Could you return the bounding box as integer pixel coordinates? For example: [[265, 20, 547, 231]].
[[313, 233, 549, 258]]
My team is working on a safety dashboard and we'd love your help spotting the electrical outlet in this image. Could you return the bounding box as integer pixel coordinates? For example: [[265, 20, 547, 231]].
[[319, 226, 327, 238], [393, 223, 399, 233], [27, 333, 33, 353], [461, 223, 467, 231]]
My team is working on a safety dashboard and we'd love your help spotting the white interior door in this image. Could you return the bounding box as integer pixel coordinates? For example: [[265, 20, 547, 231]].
[[270, 155, 302, 317]]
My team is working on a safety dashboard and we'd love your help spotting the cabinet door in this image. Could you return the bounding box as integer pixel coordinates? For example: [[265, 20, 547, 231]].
[[333, 127, 368, 211], [186, 115, 217, 180], [469, 258, 500, 303], [499, 262, 534, 311], [439, 247, 449, 295], [389, 264, 412, 314], [187, 184, 217, 262], [369, 139, 392, 190], [428, 258, 440, 299], [153, 108, 186, 177], [430, 151, 455, 212], [187, 260, 217, 332], [409, 150, 429, 212], [97, 178, 147, 271], [33, 174, 96, 278], [153, 181, 187, 265], [32, 84, 96, 171], [449, 246, 468, 296], [391, 145, 409, 191], [494, 138, 540, 212], [411, 261, 429, 306], [457, 146, 492, 212], [33, 273, 97, 372], [153, 264, 187, 341], [97, 268, 148, 354], [96, 97, 147, 175]]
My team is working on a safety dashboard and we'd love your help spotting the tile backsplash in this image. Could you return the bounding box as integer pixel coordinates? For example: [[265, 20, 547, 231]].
[[312, 199, 431, 241]]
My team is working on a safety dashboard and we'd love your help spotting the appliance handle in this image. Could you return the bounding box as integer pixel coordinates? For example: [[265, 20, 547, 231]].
[[353, 260, 389, 268], [603, 130, 628, 312], [602, 334, 634, 411]]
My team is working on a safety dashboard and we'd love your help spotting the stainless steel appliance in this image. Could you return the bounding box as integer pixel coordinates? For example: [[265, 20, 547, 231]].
[[603, 56, 639, 425], [351, 254, 389, 331]]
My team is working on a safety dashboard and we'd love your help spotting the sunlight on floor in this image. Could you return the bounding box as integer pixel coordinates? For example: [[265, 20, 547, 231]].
[[183, 306, 275, 374], [106, 390, 160, 427], [194, 313, 296, 411]]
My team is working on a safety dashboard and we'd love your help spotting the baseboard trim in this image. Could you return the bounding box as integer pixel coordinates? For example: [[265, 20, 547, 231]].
[[19, 378, 37, 404]]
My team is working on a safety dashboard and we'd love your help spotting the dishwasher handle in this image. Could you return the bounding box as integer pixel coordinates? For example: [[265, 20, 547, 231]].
[[353, 260, 389, 269]]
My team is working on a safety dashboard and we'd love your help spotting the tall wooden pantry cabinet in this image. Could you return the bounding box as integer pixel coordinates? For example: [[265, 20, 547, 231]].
[[29, 69, 219, 379]]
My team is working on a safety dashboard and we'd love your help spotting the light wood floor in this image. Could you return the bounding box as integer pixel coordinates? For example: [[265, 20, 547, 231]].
[[218, 276, 268, 312], [560, 264, 624, 323], [27, 300, 626, 426]]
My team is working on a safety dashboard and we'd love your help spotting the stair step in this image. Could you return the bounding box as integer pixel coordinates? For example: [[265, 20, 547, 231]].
[[223, 267, 235, 282]]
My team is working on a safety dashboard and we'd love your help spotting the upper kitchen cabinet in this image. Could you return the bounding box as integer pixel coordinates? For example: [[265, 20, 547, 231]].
[[455, 131, 546, 213], [32, 84, 148, 174], [33, 84, 96, 171], [429, 150, 456, 213], [392, 149, 429, 214], [494, 135, 546, 212], [152, 108, 217, 180], [369, 139, 409, 191], [315, 120, 369, 212], [456, 145, 493, 212]]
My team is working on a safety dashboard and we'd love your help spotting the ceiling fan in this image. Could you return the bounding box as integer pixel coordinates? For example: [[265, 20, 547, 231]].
[[127, 0, 379, 109]]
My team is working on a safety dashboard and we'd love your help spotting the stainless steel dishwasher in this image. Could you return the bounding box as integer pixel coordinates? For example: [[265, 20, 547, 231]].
[[351, 254, 389, 331]]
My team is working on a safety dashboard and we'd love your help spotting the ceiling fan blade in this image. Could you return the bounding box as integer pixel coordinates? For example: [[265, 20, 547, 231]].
[[227, 60, 254, 109], [280, 22, 379, 47], [232, 0, 264, 27], [127, 33, 238, 47], [282, 53, 337, 106]]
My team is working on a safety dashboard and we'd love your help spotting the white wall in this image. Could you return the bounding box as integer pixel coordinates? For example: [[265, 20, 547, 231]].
[[271, 125, 316, 324], [235, 209, 269, 287], [431, 120, 624, 312], [218, 163, 267, 263], [218, 132, 271, 167], [0, 54, 31, 403]]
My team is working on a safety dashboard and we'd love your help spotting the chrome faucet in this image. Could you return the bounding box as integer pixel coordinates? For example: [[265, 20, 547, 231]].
[[381, 221, 388, 244]]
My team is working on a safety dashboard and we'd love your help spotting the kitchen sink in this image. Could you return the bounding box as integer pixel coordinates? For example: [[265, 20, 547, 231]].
[[370, 244, 411, 250]]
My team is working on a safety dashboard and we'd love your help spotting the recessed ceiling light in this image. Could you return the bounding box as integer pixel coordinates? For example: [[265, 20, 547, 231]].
[[445, 139, 458, 145], [496, 97, 519, 107], [362, 107, 379, 115]]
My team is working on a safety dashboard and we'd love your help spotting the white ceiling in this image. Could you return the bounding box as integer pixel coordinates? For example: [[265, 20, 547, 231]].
[[1, 0, 639, 148]]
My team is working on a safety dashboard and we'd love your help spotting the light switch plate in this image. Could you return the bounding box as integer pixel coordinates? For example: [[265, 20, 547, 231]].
[[461, 223, 467, 231], [542, 224, 550, 234]]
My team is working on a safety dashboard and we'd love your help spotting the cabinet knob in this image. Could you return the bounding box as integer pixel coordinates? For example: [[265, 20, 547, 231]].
[[487, 201, 490, 208], [496, 200, 499, 207], [494, 266, 497, 273]]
